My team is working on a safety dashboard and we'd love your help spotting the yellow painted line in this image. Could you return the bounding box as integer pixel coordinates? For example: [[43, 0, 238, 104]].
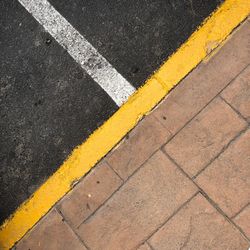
[[0, 0, 249, 249], [154, 0, 249, 88]]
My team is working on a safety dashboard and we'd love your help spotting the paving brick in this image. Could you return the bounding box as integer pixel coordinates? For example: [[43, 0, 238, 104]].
[[107, 114, 171, 180], [57, 162, 122, 228], [164, 98, 247, 177], [221, 65, 250, 121], [233, 204, 250, 239], [154, 21, 250, 135], [137, 242, 151, 250], [16, 209, 86, 250], [149, 194, 249, 250], [196, 129, 250, 218], [77, 151, 197, 250]]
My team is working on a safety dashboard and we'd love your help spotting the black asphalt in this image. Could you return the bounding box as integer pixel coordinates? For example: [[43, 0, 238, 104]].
[[0, 0, 223, 224]]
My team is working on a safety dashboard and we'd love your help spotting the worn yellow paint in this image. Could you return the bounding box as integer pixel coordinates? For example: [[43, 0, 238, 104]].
[[154, 0, 250, 89], [0, 0, 249, 249]]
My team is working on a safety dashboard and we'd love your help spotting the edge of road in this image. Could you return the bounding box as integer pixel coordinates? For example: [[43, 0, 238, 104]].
[[0, 0, 249, 249]]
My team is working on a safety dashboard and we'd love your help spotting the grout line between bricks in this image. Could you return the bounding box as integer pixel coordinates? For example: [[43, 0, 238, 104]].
[[148, 241, 156, 250], [105, 161, 124, 182], [72, 179, 123, 229], [136, 192, 200, 249], [162, 150, 250, 243], [198, 190, 250, 243], [55, 207, 90, 250], [193, 125, 249, 179], [137, 241, 156, 250], [11, 199, 65, 248], [220, 94, 249, 124], [160, 63, 250, 149], [54, 160, 125, 229], [146, 240, 156, 250], [77, 150, 157, 229], [231, 202, 250, 220]]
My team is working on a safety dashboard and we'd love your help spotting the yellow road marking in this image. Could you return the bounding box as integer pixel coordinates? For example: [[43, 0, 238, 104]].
[[0, 0, 249, 249]]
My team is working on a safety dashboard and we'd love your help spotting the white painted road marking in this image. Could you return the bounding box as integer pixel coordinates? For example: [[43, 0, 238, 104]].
[[18, 0, 136, 107]]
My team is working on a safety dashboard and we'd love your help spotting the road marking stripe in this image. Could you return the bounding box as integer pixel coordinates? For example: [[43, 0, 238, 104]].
[[0, 0, 249, 249], [18, 0, 135, 107]]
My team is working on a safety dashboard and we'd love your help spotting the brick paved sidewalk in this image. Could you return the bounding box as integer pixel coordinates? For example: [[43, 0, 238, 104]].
[[16, 20, 250, 250]]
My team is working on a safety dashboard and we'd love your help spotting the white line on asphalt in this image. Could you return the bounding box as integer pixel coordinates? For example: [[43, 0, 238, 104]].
[[18, 0, 136, 106]]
